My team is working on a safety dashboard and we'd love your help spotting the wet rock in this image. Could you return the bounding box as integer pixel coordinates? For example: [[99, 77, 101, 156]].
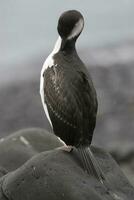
[[0, 146, 134, 200], [0, 128, 62, 172], [109, 141, 134, 186]]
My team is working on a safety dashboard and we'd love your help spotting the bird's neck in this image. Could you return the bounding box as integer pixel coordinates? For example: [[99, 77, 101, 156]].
[[61, 38, 76, 53], [52, 36, 77, 55]]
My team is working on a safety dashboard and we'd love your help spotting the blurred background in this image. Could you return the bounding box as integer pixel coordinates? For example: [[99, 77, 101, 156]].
[[1, 0, 134, 184]]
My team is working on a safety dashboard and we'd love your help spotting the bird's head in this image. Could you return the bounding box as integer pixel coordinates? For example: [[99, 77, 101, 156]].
[[57, 10, 84, 41]]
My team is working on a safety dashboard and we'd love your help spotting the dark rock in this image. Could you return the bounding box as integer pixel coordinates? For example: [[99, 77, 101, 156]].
[[0, 146, 134, 200], [0, 167, 8, 178], [109, 141, 134, 186], [0, 128, 62, 172]]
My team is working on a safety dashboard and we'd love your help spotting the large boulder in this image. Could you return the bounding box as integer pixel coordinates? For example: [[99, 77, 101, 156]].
[[0, 128, 62, 173], [0, 128, 134, 200], [0, 147, 134, 200]]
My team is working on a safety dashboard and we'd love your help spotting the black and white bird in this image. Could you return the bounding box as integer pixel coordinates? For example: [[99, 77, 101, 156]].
[[40, 10, 104, 182]]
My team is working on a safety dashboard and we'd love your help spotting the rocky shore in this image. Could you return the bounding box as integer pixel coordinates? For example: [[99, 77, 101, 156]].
[[0, 128, 134, 200], [0, 41, 134, 185]]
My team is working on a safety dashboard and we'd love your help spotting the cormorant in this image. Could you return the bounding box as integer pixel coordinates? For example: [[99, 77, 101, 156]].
[[40, 10, 104, 183]]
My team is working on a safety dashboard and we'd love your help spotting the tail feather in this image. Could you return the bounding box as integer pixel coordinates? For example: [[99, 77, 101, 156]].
[[76, 146, 117, 199], [78, 147, 96, 176], [77, 146, 105, 184]]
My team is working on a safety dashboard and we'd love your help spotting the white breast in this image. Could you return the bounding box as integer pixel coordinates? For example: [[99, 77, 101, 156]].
[[40, 75, 53, 127], [40, 36, 62, 128]]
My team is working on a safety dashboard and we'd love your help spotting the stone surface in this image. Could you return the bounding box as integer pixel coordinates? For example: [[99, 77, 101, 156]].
[[0, 128, 133, 199], [0, 145, 134, 200], [0, 128, 62, 172]]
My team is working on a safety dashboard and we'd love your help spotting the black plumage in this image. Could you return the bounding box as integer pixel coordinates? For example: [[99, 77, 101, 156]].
[[44, 52, 97, 147], [40, 10, 106, 183]]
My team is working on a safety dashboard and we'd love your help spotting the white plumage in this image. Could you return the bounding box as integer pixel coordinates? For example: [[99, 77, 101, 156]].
[[40, 37, 62, 127]]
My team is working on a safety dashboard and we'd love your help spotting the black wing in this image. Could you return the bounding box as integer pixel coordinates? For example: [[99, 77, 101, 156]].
[[43, 64, 97, 146]]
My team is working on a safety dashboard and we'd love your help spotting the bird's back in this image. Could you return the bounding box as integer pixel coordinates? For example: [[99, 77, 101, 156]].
[[43, 51, 98, 147]]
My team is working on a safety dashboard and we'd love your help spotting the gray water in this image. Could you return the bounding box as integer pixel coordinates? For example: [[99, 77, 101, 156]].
[[1, 0, 134, 67]]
